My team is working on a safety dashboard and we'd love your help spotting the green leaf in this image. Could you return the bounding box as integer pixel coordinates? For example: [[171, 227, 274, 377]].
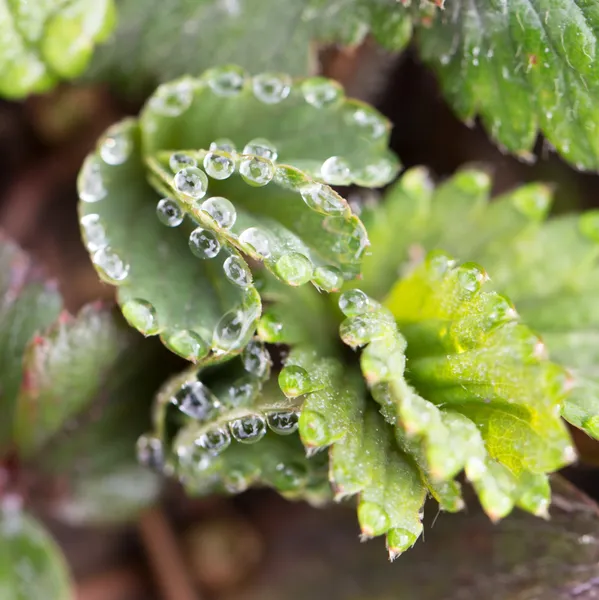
[[79, 69, 388, 360], [417, 1, 599, 170], [337, 276, 560, 520], [0, 233, 62, 449], [255, 271, 338, 352], [0, 0, 115, 98], [86, 0, 413, 92], [0, 509, 72, 600], [13, 303, 173, 524], [364, 167, 599, 440], [149, 341, 427, 558]]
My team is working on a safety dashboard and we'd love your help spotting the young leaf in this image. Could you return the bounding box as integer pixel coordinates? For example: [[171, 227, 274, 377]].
[[0, 508, 72, 600], [417, 2, 599, 170], [338, 261, 565, 521], [363, 167, 599, 440], [0, 233, 62, 448], [78, 69, 388, 360], [0, 0, 115, 98]]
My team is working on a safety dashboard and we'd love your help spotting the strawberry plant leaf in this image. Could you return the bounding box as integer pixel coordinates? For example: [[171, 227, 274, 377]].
[[79, 70, 387, 360], [363, 167, 599, 440], [0, 233, 62, 449], [0, 508, 72, 600], [0, 0, 115, 98], [417, 2, 599, 171]]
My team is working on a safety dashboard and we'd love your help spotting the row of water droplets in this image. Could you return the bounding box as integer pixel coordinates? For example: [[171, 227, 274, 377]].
[[138, 341, 307, 492], [79, 123, 135, 284], [146, 66, 395, 186], [157, 139, 351, 291]]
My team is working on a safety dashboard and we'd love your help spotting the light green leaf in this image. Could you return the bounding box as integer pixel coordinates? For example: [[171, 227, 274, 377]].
[[0, 233, 62, 449], [417, 1, 599, 170], [0, 509, 72, 600], [365, 167, 599, 440], [0, 0, 115, 98]]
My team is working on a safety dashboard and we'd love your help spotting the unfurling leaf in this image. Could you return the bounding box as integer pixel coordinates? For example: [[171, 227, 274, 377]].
[[78, 67, 395, 362]]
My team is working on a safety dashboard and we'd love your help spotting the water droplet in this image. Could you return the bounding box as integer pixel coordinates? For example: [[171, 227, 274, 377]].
[[313, 266, 343, 292], [169, 153, 197, 172], [214, 309, 253, 351], [272, 461, 307, 491], [301, 77, 344, 108], [274, 252, 313, 286], [92, 246, 129, 283], [426, 251, 455, 277], [156, 198, 184, 227], [358, 501, 390, 537], [267, 410, 300, 435], [165, 330, 209, 361], [200, 197, 237, 228], [174, 167, 208, 200], [298, 410, 329, 447], [172, 381, 220, 420], [239, 227, 271, 257], [227, 376, 260, 406], [224, 470, 250, 494], [279, 365, 310, 397], [210, 138, 237, 153], [242, 138, 278, 161], [300, 182, 346, 215], [189, 227, 220, 259], [223, 255, 252, 287], [354, 155, 399, 187], [321, 156, 351, 185], [79, 156, 107, 203], [487, 294, 518, 326], [100, 129, 132, 165], [203, 152, 235, 180], [137, 434, 164, 471], [274, 165, 309, 190], [205, 65, 246, 96], [387, 528, 419, 560], [229, 414, 267, 444], [457, 263, 487, 293], [239, 156, 275, 186], [149, 80, 194, 116], [338, 289, 369, 316], [257, 312, 284, 342], [512, 185, 551, 221], [252, 72, 291, 104], [579, 210, 599, 243], [80, 214, 108, 251], [122, 298, 159, 335], [348, 105, 387, 139], [242, 340, 271, 378], [197, 427, 231, 455]]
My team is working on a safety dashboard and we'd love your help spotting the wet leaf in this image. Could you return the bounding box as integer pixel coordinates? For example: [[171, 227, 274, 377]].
[[0, 0, 115, 98], [0, 508, 72, 600], [79, 68, 387, 360], [363, 168, 599, 441], [417, 2, 599, 171], [0, 233, 62, 449]]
